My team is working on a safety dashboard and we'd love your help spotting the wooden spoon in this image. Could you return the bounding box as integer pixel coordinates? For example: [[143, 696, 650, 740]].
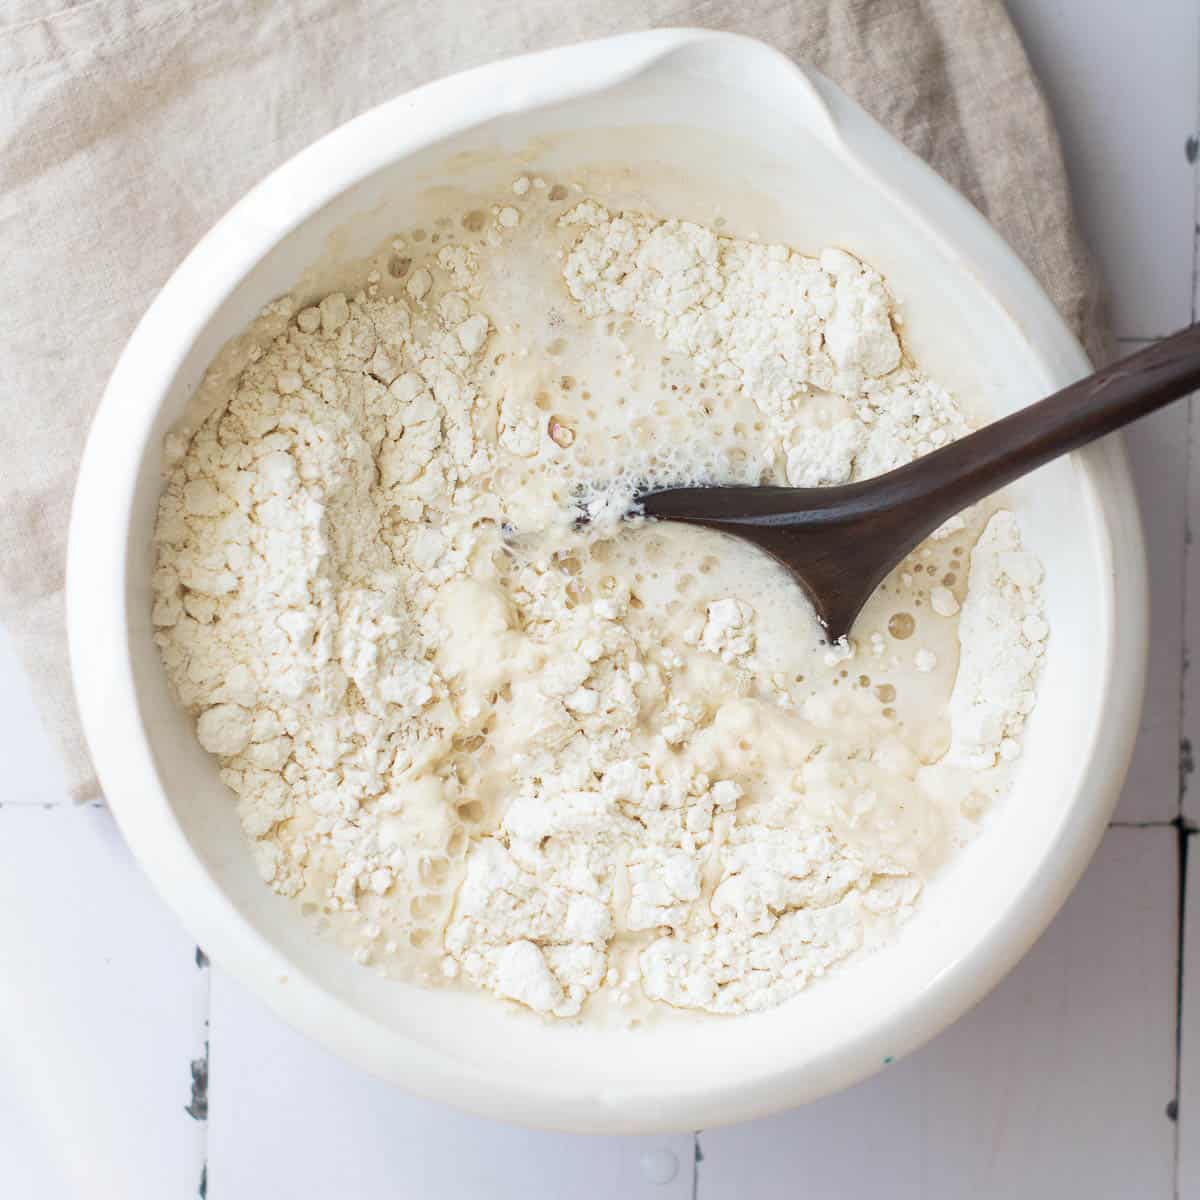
[[637, 325, 1200, 643]]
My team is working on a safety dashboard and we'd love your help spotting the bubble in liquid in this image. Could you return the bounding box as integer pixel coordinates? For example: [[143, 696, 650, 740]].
[[549, 416, 576, 448], [888, 612, 916, 640]]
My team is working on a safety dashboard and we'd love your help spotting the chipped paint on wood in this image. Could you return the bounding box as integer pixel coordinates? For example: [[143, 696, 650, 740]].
[[186, 1047, 208, 1122]]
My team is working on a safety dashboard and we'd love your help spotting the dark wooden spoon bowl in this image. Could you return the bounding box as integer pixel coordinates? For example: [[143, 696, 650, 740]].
[[638, 325, 1200, 642]]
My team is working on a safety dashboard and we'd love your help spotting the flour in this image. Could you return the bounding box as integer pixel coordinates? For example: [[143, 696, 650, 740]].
[[946, 511, 1047, 768], [558, 204, 969, 490], [154, 186, 1046, 1022]]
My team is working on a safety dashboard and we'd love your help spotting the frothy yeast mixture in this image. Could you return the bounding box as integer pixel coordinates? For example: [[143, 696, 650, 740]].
[[152, 177, 1047, 1021]]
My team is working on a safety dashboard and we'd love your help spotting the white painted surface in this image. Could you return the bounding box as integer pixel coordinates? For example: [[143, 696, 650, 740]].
[[1007, 0, 1199, 339], [1179, 836, 1200, 1198], [2, 3, 1197, 1196], [206, 971, 694, 1200], [0, 806, 204, 1199]]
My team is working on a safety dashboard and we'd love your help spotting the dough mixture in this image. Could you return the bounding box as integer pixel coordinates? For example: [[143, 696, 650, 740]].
[[153, 179, 1047, 1019]]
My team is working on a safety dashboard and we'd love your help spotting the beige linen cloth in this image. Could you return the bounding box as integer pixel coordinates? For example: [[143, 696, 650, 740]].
[[1, 0, 1108, 802]]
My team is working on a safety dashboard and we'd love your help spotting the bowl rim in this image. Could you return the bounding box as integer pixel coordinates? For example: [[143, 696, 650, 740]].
[[66, 27, 1149, 1132]]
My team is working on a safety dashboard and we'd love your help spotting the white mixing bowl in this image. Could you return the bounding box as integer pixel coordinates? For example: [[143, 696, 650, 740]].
[[67, 29, 1147, 1132]]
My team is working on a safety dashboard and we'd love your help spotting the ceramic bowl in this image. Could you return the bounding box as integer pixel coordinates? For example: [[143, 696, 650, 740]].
[[67, 29, 1147, 1132]]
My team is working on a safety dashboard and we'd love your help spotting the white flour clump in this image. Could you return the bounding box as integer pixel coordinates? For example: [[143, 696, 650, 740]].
[[560, 204, 970, 487], [154, 251, 495, 906], [946, 511, 1047, 768], [154, 189, 1047, 1023]]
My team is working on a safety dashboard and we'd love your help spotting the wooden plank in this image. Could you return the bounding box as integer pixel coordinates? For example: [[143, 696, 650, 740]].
[[207, 970, 694, 1200], [1175, 824, 1200, 1196], [0, 806, 205, 1199], [1007, 0, 1198, 339], [1183, 383, 1200, 822]]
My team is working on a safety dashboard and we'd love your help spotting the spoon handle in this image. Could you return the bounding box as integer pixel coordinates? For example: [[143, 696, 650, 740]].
[[879, 322, 1200, 523]]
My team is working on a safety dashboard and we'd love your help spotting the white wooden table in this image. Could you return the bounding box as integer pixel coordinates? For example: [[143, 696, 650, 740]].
[[3, 4, 1198, 1195]]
